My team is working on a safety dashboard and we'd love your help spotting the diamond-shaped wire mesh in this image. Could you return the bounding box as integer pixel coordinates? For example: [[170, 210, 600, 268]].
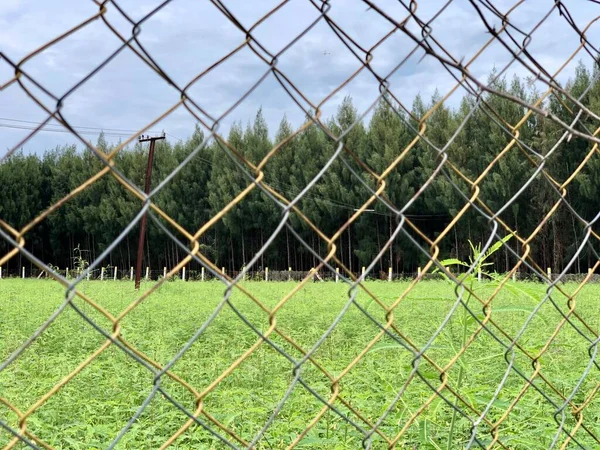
[[1, 0, 600, 448]]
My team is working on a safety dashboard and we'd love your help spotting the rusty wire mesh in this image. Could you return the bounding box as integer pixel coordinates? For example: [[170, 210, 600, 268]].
[[1, 0, 600, 448]]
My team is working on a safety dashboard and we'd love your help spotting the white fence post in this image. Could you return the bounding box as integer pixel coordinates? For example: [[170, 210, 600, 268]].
[[145, 267, 149, 281], [66, 267, 69, 279], [265, 267, 269, 281], [201, 267, 205, 281], [222, 267, 225, 276], [22, 266, 25, 279], [182, 267, 186, 281], [130, 267, 134, 281], [163, 267, 167, 279], [547, 267, 551, 280], [114, 266, 118, 281], [288, 266, 291, 281], [388, 267, 392, 282], [335, 267, 339, 283], [477, 268, 482, 282], [87, 270, 90, 281], [362, 266, 365, 279], [0, 266, 2, 279], [417, 267, 421, 280], [100, 267, 104, 281], [512, 271, 516, 282]]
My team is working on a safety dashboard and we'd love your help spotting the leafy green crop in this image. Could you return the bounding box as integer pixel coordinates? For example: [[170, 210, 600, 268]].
[[0, 279, 598, 449]]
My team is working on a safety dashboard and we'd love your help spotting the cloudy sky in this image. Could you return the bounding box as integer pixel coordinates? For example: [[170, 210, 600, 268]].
[[2, 0, 600, 154]]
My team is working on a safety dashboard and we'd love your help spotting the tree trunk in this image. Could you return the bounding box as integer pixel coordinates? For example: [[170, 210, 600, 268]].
[[172, 240, 176, 271], [230, 233, 235, 272], [348, 223, 352, 274], [312, 233, 316, 268], [389, 215, 393, 270], [454, 226, 459, 261], [286, 227, 291, 270], [588, 246, 591, 274], [294, 240, 298, 271], [552, 217, 560, 274], [261, 228, 264, 270], [241, 229, 246, 268], [571, 212, 580, 274], [377, 219, 382, 274], [214, 228, 218, 267]]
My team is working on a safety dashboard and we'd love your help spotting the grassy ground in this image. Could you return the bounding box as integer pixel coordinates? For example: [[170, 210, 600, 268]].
[[0, 278, 599, 449]]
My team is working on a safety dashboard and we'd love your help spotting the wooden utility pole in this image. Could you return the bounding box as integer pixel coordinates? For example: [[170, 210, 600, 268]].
[[135, 132, 165, 289]]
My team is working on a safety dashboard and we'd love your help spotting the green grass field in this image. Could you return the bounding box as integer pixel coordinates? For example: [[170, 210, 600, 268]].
[[1, 279, 599, 449]]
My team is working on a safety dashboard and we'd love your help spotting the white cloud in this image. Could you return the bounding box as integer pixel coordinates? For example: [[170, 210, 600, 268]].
[[2, 0, 600, 154]]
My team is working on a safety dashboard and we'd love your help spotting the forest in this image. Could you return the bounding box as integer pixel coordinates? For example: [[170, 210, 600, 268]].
[[1, 62, 600, 277]]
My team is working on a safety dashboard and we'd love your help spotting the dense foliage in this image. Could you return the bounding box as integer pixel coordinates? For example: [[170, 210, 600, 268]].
[[1, 280, 597, 448], [2, 63, 600, 275]]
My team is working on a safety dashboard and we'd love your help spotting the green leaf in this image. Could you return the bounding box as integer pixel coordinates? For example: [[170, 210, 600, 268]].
[[419, 368, 441, 380], [366, 343, 404, 354], [419, 418, 429, 444], [435, 258, 470, 270], [420, 419, 443, 450], [471, 352, 505, 364], [468, 239, 481, 259], [298, 437, 338, 447], [466, 305, 547, 325], [500, 282, 542, 303], [474, 395, 510, 409], [482, 233, 513, 262]]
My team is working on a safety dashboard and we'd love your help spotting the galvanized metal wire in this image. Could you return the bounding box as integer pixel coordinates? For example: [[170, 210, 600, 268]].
[[1, 0, 600, 448]]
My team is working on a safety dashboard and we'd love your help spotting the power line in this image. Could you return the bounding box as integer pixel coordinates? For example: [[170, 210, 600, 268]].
[[0, 123, 134, 138], [0, 117, 161, 138], [166, 132, 183, 142]]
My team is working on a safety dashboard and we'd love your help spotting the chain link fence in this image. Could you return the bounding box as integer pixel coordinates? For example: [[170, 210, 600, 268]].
[[2, 0, 600, 448]]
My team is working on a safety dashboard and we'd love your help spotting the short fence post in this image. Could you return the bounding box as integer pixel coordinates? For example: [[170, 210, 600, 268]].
[[101, 267, 105, 281], [114, 266, 118, 281], [163, 267, 167, 279], [477, 268, 481, 283], [130, 267, 134, 281], [22, 266, 25, 279], [588, 268, 593, 276], [87, 270, 90, 281], [335, 267, 339, 283], [547, 267, 551, 280], [388, 267, 392, 282], [288, 266, 291, 281], [512, 271, 516, 282], [362, 266, 366, 279], [201, 267, 205, 281], [417, 267, 421, 279], [310, 267, 315, 282], [265, 267, 269, 281], [182, 267, 186, 281], [0, 266, 2, 279], [222, 267, 225, 276], [145, 267, 149, 281]]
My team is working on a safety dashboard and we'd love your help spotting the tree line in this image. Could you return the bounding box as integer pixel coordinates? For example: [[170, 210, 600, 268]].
[[2, 62, 600, 277]]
